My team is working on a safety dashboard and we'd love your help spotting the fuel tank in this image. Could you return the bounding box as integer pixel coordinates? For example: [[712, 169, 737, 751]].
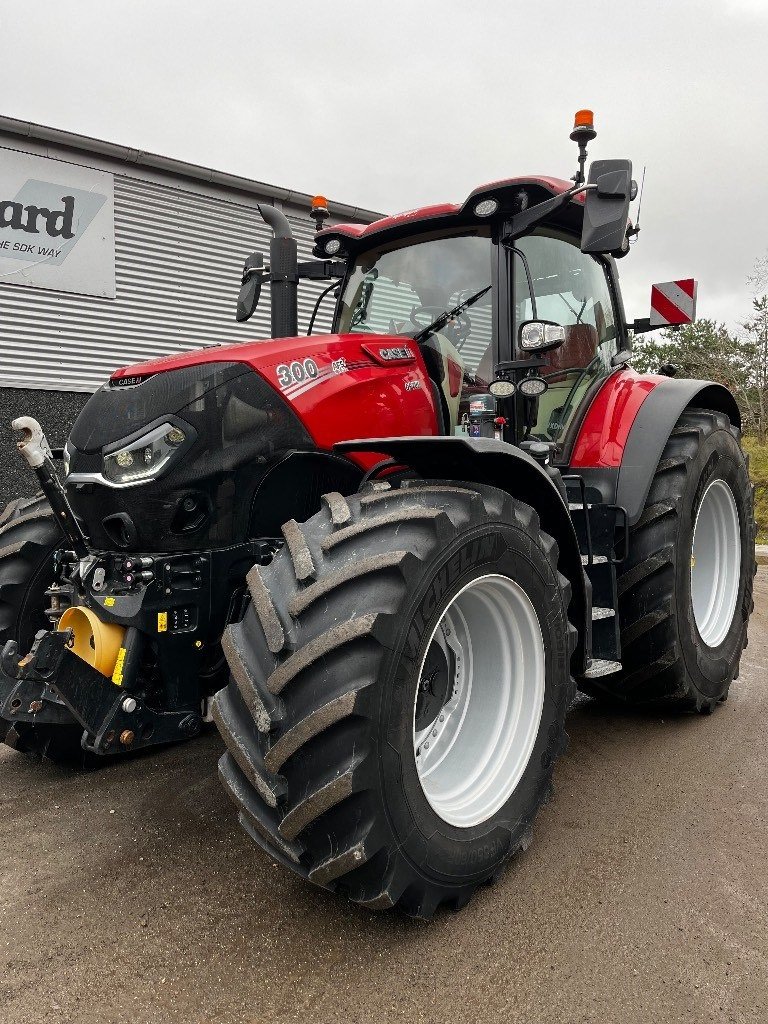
[[66, 334, 439, 551]]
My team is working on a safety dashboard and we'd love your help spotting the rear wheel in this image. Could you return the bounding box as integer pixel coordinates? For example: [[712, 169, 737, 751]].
[[214, 481, 576, 916], [583, 409, 755, 711]]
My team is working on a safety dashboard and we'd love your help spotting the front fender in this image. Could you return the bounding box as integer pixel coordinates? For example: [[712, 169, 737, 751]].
[[335, 435, 588, 673]]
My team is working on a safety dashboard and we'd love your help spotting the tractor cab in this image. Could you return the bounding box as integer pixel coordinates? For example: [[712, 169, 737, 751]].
[[307, 109, 637, 459], [328, 218, 623, 456]]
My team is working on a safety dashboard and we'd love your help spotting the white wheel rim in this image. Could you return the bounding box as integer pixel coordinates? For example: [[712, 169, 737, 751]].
[[412, 573, 545, 828], [691, 479, 741, 648]]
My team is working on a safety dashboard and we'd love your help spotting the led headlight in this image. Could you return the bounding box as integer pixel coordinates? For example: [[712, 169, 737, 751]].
[[488, 378, 516, 398], [519, 376, 548, 397], [324, 238, 342, 255], [103, 422, 188, 485]]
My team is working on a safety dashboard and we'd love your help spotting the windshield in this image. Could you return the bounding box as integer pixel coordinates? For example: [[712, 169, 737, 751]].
[[337, 233, 492, 375]]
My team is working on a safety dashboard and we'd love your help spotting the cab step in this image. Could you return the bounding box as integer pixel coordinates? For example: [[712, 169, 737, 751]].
[[583, 659, 623, 678]]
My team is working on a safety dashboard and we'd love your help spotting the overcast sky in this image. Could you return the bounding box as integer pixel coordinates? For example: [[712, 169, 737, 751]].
[[3, 0, 766, 329]]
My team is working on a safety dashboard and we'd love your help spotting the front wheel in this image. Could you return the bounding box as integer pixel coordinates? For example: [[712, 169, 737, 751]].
[[213, 481, 576, 916]]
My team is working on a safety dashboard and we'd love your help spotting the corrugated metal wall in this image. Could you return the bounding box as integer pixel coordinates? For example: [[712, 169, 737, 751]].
[[0, 150, 362, 392]]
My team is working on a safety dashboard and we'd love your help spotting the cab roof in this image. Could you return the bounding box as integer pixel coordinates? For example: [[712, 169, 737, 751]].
[[313, 176, 585, 256]]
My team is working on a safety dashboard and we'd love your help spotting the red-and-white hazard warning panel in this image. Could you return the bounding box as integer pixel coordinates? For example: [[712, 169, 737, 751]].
[[649, 279, 698, 327]]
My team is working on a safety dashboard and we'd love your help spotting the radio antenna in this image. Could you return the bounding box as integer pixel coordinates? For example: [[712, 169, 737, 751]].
[[629, 166, 646, 243]]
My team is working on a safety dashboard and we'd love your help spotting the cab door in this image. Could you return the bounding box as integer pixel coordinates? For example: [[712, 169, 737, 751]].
[[512, 228, 620, 455]]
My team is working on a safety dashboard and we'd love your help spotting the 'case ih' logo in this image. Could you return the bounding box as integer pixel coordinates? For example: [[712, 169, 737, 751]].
[[378, 346, 414, 361], [111, 374, 153, 388]]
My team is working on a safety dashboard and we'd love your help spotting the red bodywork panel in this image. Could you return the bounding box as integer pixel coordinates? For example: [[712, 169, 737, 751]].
[[113, 346, 667, 473], [570, 369, 667, 468], [112, 334, 440, 469]]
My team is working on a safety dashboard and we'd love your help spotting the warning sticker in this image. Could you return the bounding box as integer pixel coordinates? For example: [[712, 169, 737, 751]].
[[157, 612, 168, 633], [112, 647, 126, 686], [104, 596, 116, 607]]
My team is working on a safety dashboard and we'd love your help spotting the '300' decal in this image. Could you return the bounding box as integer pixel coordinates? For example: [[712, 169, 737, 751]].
[[276, 359, 319, 389]]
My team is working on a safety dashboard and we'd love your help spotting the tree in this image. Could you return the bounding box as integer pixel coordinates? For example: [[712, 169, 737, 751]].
[[740, 295, 768, 443], [631, 318, 750, 393]]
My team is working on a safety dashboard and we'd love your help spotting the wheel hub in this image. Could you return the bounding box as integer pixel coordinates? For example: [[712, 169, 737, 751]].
[[691, 478, 741, 648], [413, 573, 545, 828]]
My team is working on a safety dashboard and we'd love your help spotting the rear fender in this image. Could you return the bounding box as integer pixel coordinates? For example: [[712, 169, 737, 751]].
[[335, 435, 589, 673]]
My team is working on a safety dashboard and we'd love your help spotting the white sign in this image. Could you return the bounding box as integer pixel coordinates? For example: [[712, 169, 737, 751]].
[[0, 149, 115, 298]]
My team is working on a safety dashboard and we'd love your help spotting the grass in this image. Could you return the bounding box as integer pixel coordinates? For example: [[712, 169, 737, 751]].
[[742, 436, 768, 543]]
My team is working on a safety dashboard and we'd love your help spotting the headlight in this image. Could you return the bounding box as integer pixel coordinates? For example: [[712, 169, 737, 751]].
[[103, 422, 188, 485]]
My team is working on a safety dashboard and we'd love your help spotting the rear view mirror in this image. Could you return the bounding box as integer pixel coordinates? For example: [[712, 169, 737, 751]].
[[581, 159, 634, 256], [236, 252, 265, 323]]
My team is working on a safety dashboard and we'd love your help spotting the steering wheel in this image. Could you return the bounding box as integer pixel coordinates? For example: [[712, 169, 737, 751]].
[[409, 305, 472, 346]]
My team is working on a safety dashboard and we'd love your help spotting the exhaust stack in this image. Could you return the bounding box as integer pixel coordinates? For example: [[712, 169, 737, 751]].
[[258, 204, 298, 338]]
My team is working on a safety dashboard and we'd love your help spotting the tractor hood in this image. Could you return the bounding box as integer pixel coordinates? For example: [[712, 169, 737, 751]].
[[109, 332, 414, 385], [65, 333, 438, 552]]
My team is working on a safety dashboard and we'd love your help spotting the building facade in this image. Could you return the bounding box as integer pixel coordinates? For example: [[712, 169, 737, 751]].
[[0, 116, 379, 501]]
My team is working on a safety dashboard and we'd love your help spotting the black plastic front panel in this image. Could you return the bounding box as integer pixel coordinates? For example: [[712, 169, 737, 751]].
[[67, 363, 315, 551]]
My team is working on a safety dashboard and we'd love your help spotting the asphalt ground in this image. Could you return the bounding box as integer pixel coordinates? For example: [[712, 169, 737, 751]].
[[2, 572, 767, 1024]]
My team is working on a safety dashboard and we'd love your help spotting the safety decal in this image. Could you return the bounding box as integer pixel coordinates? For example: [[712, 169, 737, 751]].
[[649, 279, 697, 327], [112, 647, 126, 686], [157, 611, 168, 633]]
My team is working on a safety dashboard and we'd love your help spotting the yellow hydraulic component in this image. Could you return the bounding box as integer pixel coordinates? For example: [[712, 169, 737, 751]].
[[57, 606, 126, 681]]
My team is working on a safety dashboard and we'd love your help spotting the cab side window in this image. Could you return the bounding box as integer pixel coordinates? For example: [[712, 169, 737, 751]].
[[514, 230, 618, 444]]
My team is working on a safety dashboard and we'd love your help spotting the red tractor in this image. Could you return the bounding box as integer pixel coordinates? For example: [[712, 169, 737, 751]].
[[0, 113, 754, 917]]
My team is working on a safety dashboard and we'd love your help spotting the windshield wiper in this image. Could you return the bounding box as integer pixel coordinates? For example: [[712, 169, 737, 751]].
[[413, 285, 491, 343]]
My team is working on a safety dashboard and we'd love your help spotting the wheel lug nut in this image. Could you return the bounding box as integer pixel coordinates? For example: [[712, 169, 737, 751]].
[[439, 715, 445, 722], [424, 741, 429, 750], [432, 729, 438, 737]]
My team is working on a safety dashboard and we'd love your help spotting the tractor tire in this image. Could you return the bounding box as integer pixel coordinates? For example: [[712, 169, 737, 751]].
[[0, 493, 83, 759], [0, 493, 62, 652], [214, 481, 576, 917], [584, 409, 755, 712]]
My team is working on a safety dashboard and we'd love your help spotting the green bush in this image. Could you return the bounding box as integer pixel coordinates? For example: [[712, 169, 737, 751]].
[[742, 436, 768, 543]]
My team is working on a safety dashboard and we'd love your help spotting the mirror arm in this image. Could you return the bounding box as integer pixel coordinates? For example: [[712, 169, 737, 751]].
[[629, 318, 653, 335], [297, 260, 346, 281], [505, 183, 594, 242]]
